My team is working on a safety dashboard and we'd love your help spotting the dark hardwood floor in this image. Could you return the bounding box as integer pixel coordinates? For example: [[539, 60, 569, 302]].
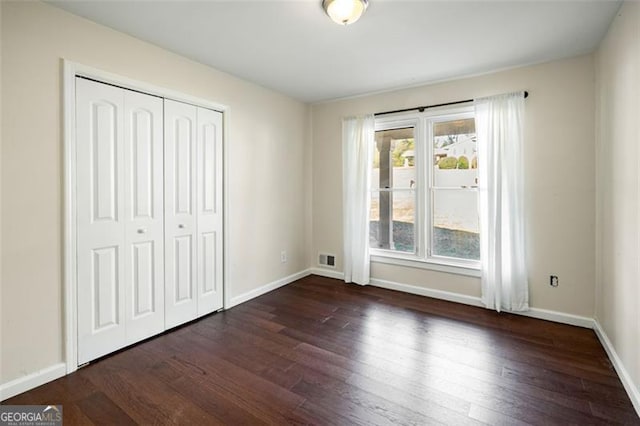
[[5, 275, 639, 425]]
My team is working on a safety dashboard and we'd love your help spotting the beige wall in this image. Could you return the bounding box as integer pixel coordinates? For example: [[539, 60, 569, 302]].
[[0, 1, 310, 384], [595, 1, 640, 399], [312, 55, 596, 316]]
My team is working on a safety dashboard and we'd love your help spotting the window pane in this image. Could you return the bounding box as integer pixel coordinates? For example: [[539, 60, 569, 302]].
[[370, 189, 415, 253], [432, 189, 479, 260], [392, 191, 415, 253], [433, 118, 477, 187], [370, 191, 380, 247], [373, 128, 416, 190]]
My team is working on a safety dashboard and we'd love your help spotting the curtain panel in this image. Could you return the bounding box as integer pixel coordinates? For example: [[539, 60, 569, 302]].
[[342, 115, 375, 285], [475, 92, 529, 312]]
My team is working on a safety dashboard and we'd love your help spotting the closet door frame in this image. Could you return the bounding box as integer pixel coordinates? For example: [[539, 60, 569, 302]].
[[63, 60, 230, 375]]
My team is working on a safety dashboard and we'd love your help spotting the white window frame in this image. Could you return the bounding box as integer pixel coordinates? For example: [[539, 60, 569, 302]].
[[370, 105, 481, 277], [371, 114, 423, 260]]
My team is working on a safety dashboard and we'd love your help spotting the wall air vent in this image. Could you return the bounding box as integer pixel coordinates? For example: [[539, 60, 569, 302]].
[[318, 253, 336, 268]]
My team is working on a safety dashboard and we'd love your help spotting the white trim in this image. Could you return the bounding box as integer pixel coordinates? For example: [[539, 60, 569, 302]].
[[222, 109, 232, 310], [514, 306, 594, 328], [69, 62, 227, 112], [0, 363, 66, 402], [62, 60, 78, 375], [593, 320, 640, 416], [371, 107, 482, 274], [370, 277, 484, 307], [309, 271, 594, 328], [227, 269, 311, 308], [309, 267, 345, 280], [63, 60, 230, 375], [370, 276, 593, 328], [371, 254, 481, 277]]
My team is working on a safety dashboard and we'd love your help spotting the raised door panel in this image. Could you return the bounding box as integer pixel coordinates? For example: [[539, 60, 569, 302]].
[[164, 99, 198, 328], [92, 246, 120, 331], [123, 90, 165, 344], [174, 117, 193, 215], [201, 123, 216, 214], [131, 109, 153, 219], [76, 78, 126, 364], [201, 232, 216, 295], [174, 235, 193, 302], [91, 102, 119, 222], [196, 107, 223, 316], [131, 242, 155, 316]]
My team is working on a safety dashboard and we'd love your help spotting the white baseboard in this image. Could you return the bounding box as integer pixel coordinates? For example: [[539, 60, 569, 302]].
[[593, 320, 640, 416], [370, 277, 485, 308], [0, 363, 66, 401], [369, 276, 595, 328], [309, 267, 344, 280], [514, 307, 594, 328], [309, 272, 594, 329], [228, 269, 311, 308]]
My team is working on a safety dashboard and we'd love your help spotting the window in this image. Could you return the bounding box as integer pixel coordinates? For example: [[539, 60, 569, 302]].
[[370, 125, 417, 254], [370, 107, 480, 272]]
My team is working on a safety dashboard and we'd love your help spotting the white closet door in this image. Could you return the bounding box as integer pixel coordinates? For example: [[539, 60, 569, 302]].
[[77, 78, 126, 364], [164, 99, 198, 328], [196, 107, 224, 315], [123, 90, 165, 344]]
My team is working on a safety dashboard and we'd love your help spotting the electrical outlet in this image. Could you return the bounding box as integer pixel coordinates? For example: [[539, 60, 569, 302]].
[[281, 250, 287, 263], [550, 275, 559, 287]]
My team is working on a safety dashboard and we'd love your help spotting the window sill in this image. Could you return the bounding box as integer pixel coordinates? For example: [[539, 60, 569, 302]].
[[370, 252, 481, 277]]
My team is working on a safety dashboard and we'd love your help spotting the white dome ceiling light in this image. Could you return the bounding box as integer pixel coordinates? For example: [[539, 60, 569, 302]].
[[322, 0, 369, 26]]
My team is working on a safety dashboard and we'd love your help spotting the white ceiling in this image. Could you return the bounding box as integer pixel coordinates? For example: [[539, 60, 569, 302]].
[[49, 0, 621, 103]]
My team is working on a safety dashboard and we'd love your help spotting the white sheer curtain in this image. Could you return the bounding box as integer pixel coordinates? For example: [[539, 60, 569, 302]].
[[342, 114, 375, 285], [475, 92, 529, 312]]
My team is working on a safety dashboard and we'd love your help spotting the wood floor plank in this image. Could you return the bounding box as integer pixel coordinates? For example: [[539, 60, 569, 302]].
[[150, 361, 270, 425], [468, 404, 533, 426], [59, 403, 97, 426], [4, 275, 638, 424], [82, 363, 218, 425], [290, 399, 357, 426], [75, 392, 136, 426]]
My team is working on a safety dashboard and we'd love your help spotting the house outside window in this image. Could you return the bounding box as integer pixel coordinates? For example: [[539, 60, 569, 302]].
[[370, 106, 480, 274]]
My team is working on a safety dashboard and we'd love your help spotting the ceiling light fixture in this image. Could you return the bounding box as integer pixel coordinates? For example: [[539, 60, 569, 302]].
[[322, 0, 369, 26]]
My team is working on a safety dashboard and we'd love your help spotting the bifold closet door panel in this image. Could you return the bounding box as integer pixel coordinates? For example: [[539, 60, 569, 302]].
[[196, 107, 224, 316], [164, 99, 198, 328], [77, 78, 166, 363], [123, 90, 165, 344], [76, 78, 127, 364]]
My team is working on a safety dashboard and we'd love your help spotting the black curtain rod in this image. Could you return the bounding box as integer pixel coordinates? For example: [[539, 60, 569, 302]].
[[374, 91, 529, 117]]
